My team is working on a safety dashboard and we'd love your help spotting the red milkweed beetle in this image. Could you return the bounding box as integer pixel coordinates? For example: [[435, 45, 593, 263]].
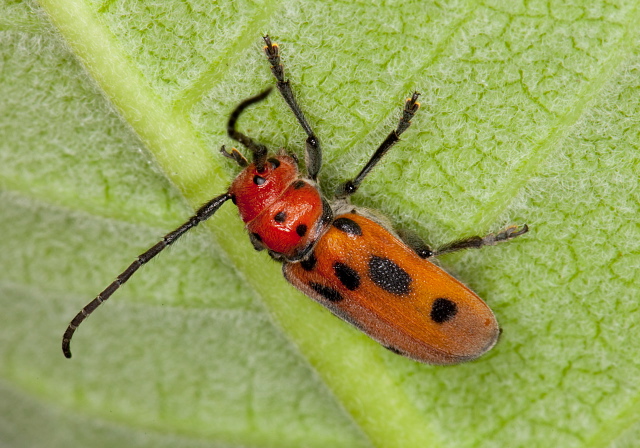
[[62, 36, 528, 364]]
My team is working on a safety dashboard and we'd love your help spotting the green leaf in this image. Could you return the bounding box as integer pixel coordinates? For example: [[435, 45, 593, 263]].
[[2, 0, 640, 447]]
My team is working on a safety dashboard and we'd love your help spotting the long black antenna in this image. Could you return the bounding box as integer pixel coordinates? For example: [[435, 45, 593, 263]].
[[227, 87, 273, 171], [62, 192, 232, 358]]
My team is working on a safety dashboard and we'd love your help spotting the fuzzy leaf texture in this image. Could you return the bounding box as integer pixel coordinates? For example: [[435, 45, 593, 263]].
[[1, 0, 639, 447]]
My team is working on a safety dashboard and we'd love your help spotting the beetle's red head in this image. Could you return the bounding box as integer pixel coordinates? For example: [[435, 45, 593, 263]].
[[229, 154, 299, 223]]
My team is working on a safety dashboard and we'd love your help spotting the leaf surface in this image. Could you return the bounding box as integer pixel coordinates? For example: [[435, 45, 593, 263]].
[[1, 0, 640, 447]]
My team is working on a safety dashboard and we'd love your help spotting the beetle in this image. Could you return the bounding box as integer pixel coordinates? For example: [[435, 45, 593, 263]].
[[62, 36, 528, 364]]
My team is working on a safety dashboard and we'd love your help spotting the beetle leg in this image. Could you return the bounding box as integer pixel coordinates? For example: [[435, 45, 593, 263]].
[[263, 35, 322, 181], [336, 92, 420, 198], [434, 225, 529, 256]]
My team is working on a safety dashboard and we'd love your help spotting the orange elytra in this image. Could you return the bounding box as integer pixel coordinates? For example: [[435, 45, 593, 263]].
[[62, 36, 528, 364]]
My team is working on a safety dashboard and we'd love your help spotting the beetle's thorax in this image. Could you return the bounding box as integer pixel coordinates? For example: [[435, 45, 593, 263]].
[[229, 154, 332, 261]]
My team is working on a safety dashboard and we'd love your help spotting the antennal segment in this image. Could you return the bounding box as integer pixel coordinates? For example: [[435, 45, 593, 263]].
[[227, 87, 273, 171], [62, 192, 232, 358]]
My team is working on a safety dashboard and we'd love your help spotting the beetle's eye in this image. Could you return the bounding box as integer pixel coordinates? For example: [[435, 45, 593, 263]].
[[268, 158, 281, 169], [253, 175, 266, 185]]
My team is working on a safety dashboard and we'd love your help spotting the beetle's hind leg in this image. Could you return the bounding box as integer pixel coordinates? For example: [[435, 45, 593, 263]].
[[398, 224, 528, 259], [434, 225, 529, 257]]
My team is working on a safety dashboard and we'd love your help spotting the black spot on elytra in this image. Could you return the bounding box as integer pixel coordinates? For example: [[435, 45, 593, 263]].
[[333, 217, 362, 236], [430, 298, 458, 323], [368, 256, 412, 295], [292, 180, 306, 189], [309, 282, 344, 302], [296, 224, 308, 237], [300, 253, 317, 271], [231, 195, 237, 205], [274, 211, 286, 223], [333, 262, 360, 290], [253, 175, 266, 185]]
